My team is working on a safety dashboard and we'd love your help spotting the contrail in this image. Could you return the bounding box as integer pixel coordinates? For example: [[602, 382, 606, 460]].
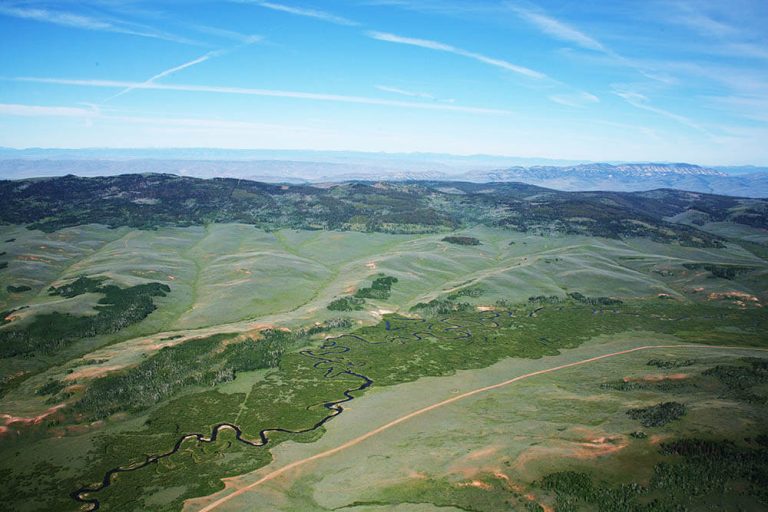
[[104, 40, 256, 102]]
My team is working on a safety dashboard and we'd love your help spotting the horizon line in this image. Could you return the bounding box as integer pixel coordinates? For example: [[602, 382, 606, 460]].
[[0, 146, 763, 167]]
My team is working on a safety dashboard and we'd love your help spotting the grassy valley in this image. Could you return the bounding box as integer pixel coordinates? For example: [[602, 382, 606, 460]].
[[0, 176, 766, 511]]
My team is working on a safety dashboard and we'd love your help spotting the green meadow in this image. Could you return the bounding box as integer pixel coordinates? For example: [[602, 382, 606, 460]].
[[256, 344, 768, 512], [0, 222, 766, 511]]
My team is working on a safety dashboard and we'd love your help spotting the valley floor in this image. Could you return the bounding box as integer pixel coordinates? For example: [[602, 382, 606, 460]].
[[0, 223, 767, 511]]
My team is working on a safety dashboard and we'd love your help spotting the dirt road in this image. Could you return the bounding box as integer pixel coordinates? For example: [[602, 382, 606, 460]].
[[197, 343, 768, 511]]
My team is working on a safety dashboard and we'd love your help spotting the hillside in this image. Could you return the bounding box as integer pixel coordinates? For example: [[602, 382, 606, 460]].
[[1, 175, 767, 512], [2, 174, 766, 246]]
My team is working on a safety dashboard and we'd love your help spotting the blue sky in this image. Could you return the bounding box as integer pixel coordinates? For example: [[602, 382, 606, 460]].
[[0, 0, 767, 164]]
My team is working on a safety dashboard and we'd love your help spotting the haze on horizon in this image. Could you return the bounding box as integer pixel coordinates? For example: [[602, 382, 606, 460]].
[[1, 0, 767, 166]]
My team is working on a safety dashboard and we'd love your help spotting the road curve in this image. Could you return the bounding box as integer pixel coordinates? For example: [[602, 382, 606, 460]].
[[196, 343, 768, 512]]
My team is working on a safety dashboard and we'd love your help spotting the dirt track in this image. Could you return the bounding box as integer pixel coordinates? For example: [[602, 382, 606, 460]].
[[196, 343, 768, 512]]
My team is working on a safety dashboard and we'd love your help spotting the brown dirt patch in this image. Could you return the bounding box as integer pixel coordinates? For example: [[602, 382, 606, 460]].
[[17, 255, 52, 263], [64, 365, 126, 381], [466, 445, 502, 461], [1, 404, 65, 427], [511, 429, 629, 475], [708, 291, 761, 306], [458, 480, 492, 490]]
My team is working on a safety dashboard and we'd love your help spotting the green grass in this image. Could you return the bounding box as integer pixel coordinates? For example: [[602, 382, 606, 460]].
[[301, 344, 768, 512], [2, 224, 765, 339], [1, 223, 767, 511], [2, 298, 762, 511]]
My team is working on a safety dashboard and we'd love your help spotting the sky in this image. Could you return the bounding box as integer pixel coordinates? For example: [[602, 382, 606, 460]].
[[0, 0, 767, 165]]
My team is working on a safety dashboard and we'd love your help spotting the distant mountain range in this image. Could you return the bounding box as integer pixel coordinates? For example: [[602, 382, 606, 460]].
[[0, 148, 766, 197], [456, 163, 768, 198]]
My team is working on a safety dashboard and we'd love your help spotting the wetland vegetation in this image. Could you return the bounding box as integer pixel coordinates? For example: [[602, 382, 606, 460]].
[[2, 294, 767, 511]]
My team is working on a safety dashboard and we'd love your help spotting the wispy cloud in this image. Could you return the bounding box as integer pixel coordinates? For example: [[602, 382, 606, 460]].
[[644, 59, 768, 96], [671, 9, 741, 39], [704, 95, 768, 123], [376, 85, 435, 100], [240, 1, 359, 26], [659, 2, 768, 62], [724, 42, 768, 61], [509, 6, 605, 52], [376, 85, 456, 103], [14, 77, 512, 115], [0, 103, 99, 118], [367, 31, 546, 79], [510, 4, 675, 84], [0, 5, 112, 30], [613, 88, 709, 134], [549, 92, 599, 108], [185, 23, 263, 44], [0, 5, 198, 45], [0, 102, 313, 133], [361, 0, 503, 19]]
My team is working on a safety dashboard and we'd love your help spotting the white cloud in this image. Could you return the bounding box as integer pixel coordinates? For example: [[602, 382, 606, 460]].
[[241, 1, 359, 26], [725, 42, 768, 61], [673, 10, 740, 39], [510, 4, 676, 85], [704, 95, 768, 123], [376, 85, 457, 104], [0, 103, 99, 118], [0, 102, 314, 134], [15, 77, 512, 115], [376, 85, 434, 100], [549, 92, 599, 108], [185, 23, 264, 44], [509, 6, 605, 52], [613, 88, 710, 134], [0, 5, 198, 44], [367, 31, 546, 79], [660, 3, 768, 61], [0, 5, 112, 30]]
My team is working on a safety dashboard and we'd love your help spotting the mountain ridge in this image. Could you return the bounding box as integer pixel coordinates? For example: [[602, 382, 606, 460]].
[[2, 173, 766, 249], [0, 158, 766, 197]]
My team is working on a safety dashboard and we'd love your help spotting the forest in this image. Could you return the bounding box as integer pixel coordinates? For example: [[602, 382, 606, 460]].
[[1, 174, 765, 246], [0, 277, 169, 358]]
